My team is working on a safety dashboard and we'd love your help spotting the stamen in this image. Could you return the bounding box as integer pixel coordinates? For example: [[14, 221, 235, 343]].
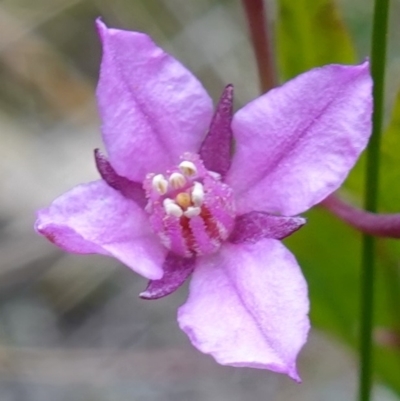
[[184, 206, 201, 218], [191, 182, 204, 207], [169, 172, 186, 189], [176, 192, 191, 209], [144, 152, 236, 258], [163, 199, 183, 217], [209, 171, 221, 181], [152, 174, 168, 194], [179, 161, 197, 177]]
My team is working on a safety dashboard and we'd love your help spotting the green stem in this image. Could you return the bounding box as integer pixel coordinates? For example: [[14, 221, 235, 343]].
[[359, 0, 390, 399], [241, 0, 277, 92]]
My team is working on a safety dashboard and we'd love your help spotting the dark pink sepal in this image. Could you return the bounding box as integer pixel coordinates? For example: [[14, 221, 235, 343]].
[[229, 211, 306, 244], [199, 85, 233, 179], [140, 253, 196, 300], [94, 149, 146, 208]]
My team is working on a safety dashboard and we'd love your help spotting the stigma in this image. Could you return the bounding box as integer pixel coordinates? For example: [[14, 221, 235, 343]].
[[144, 153, 236, 257]]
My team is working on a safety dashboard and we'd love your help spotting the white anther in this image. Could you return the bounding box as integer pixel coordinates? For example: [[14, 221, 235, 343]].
[[179, 161, 197, 177], [191, 182, 204, 207], [152, 174, 168, 194], [169, 172, 186, 189], [184, 206, 201, 218], [163, 198, 183, 217], [209, 171, 221, 181]]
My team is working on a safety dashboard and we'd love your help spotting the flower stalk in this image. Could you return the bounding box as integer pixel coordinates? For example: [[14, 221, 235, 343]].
[[359, 0, 390, 399], [321, 194, 400, 239], [241, 0, 277, 92]]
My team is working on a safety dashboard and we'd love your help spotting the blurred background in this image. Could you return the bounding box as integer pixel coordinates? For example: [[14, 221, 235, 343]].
[[1, 0, 400, 400]]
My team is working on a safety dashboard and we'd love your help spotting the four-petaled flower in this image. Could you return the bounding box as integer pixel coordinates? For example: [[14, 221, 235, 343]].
[[35, 20, 372, 381]]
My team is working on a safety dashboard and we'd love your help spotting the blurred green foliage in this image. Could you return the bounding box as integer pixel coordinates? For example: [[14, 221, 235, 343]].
[[278, 0, 400, 395], [276, 0, 356, 81]]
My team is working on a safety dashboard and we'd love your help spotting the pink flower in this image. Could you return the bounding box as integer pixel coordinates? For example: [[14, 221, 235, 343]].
[[35, 20, 372, 381]]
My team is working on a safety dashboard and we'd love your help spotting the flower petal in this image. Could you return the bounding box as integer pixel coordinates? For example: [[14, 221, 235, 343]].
[[140, 253, 195, 300], [35, 180, 165, 280], [229, 212, 305, 244], [227, 62, 372, 215], [178, 239, 309, 381], [96, 20, 214, 182], [199, 85, 233, 178]]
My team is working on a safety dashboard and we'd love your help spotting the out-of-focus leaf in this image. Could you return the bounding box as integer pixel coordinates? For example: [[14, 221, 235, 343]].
[[346, 91, 400, 212], [376, 92, 400, 211], [285, 209, 360, 346], [344, 93, 400, 212], [277, 1, 400, 394], [345, 91, 400, 394], [286, 91, 400, 395], [286, 208, 400, 395], [276, 0, 356, 80]]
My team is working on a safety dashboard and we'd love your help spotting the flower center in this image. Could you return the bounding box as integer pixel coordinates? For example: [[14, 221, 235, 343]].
[[143, 153, 236, 257]]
